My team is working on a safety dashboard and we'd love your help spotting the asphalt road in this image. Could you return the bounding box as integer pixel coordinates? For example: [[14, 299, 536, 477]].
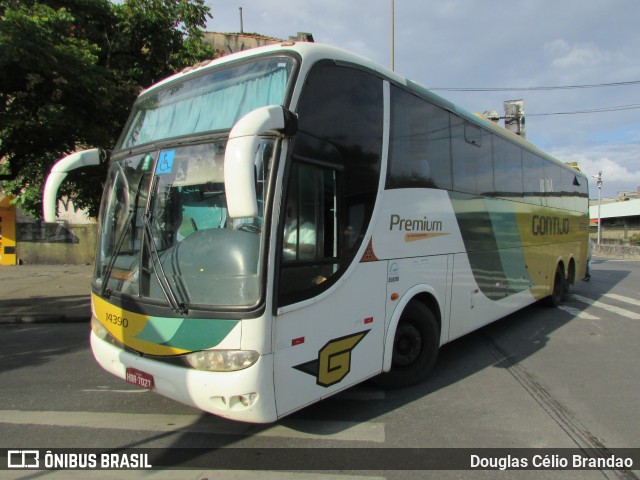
[[0, 258, 638, 479]]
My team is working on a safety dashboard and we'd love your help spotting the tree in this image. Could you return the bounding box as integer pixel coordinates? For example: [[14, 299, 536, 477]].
[[0, 0, 213, 218]]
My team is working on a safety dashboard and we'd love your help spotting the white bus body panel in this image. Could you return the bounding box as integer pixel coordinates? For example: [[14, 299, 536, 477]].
[[372, 188, 545, 344], [448, 252, 537, 341], [273, 261, 387, 418], [371, 189, 466, 259], [382, 255, 453, 369]]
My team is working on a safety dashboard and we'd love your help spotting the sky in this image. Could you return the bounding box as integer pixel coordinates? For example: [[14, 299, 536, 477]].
[[204, 0, 640, 199]]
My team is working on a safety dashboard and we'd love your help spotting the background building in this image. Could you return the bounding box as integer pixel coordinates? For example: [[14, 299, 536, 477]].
[[202, 31, 314, 57]]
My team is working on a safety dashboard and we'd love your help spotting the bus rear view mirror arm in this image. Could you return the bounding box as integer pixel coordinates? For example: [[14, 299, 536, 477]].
[[43, 148, 104, 222], [224, 105, 297, 219]]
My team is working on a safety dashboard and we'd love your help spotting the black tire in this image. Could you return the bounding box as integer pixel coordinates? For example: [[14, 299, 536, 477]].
[[546, 264, 567, 307], [374, 301, 440, 389]]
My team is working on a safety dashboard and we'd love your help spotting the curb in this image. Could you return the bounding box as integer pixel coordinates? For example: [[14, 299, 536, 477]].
[[0, 315, 90, 325]]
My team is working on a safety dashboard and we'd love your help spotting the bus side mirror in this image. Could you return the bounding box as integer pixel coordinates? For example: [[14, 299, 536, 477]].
[[43, 148, 103, 222], [224, 105, 297, 218]]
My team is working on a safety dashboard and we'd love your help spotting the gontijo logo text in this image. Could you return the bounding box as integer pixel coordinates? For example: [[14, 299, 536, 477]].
[[389, 214, 449, 242], [531, 215, 570, 236]]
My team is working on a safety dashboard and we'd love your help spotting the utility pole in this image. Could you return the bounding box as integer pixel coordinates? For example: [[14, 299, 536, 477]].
[[504, 100, 526, 138], [239, 7, 244, 34], [593, 171, 603, 245], [390, 0, 395, 71]]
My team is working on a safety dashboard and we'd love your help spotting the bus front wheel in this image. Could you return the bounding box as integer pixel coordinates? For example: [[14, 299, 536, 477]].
[[374, 301, 439, 389]]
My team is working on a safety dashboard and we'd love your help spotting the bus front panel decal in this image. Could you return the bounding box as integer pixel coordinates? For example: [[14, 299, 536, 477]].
[[293, 330, 370, 387], [92, 293, 239, 355]]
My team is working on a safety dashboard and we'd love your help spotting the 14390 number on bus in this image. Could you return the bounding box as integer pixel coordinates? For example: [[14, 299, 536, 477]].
[[104, 312, 129, 328]]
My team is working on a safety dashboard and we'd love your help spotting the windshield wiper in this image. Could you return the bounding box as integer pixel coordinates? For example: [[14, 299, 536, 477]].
[[142, 211, 188, 315], [99, 170, 146, 297], [99, 209, 134, 297]]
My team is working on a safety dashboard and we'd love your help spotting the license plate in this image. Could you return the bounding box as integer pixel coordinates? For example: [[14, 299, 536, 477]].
[[125, 367, 154, 390]]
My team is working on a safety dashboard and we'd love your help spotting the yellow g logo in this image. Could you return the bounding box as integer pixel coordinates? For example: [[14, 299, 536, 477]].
[[294, 331, 369, 387]]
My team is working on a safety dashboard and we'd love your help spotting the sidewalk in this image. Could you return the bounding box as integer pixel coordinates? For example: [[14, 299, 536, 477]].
[[0, 264, 93, 324]]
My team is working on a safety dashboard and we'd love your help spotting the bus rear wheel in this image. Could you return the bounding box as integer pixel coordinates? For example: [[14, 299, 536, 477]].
[[374, 301, 439, 389]]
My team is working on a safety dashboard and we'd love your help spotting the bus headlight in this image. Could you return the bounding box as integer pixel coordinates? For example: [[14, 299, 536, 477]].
[[91, 314, 109, 339], [91, 314, 124, 349], [185, 350, 259, 372]]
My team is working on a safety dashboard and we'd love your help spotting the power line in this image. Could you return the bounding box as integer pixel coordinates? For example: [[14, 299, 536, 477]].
[[430, 80, 640, 92], [528, 103, 640, 116], [427, 80, 640, 116]]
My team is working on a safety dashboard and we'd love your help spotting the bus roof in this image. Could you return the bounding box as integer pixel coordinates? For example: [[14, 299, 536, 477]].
[[142, 41, 583, 178], [140, 42, 404, 97]]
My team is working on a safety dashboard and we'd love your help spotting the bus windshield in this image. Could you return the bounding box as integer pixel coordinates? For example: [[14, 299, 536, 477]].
[[117, 55, 296, 149], [95, 139, 275, 310], [94, 54, 297, 311]]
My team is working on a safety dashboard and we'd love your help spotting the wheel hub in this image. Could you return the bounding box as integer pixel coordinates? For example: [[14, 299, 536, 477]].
[[393, 324, 423, 367]]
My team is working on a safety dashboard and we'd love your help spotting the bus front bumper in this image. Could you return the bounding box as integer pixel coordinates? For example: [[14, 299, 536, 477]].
[[90, 331, 277, 423]]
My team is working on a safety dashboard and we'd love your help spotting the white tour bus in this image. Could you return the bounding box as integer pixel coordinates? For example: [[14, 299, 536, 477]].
[[44, 42, 589, 423]]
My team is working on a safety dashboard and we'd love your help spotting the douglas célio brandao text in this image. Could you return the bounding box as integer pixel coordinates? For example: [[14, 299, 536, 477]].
[[470, 453, 634, 470]]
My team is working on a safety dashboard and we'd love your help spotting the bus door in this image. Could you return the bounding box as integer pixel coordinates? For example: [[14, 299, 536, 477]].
[[272, 158, 387, 418], [272, 60, 386, 418]]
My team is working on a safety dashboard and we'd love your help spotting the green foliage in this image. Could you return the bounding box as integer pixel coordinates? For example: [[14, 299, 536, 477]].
[[629, 233, 640, 246], [0, 0, 213, 218]]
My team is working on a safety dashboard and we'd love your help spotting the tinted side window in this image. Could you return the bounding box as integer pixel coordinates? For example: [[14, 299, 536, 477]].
[[451, 116, 493, 195], [561, 167, 577, 211], [575, 170, 589, 212], [493, 136, 523, 198], [279, 161, 339, 300], [278, 62, 383, 306], [282, 162, 337, 263], [387, 85, 451, 190], [544, 161, 562, 208], [523, 151, 545, 205], [476, 132, 494, 195]]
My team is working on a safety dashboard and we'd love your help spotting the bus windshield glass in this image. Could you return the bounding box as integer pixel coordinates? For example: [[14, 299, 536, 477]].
[[95, 139, 275, 310], [117, 55, 296, 149]]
